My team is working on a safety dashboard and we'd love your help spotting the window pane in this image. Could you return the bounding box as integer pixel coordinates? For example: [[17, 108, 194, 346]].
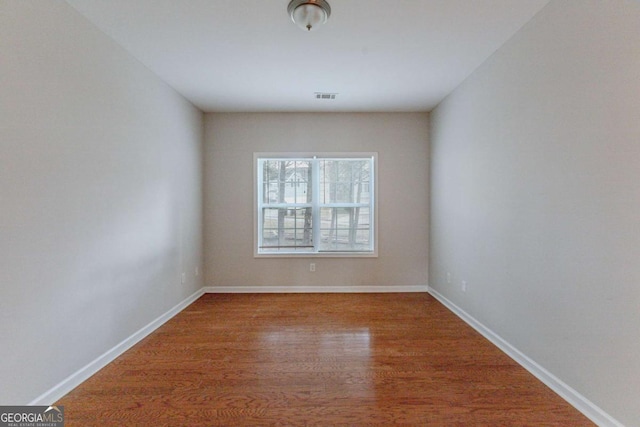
[[258, 156, 374, 255], [261, 207, 313, 251], [319, 207, 371, 251], [320, 159, 371, 204], [262, 160, 312, 204]]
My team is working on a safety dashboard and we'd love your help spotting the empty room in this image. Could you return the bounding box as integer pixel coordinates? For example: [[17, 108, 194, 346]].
[[1, 0, 638, 425]]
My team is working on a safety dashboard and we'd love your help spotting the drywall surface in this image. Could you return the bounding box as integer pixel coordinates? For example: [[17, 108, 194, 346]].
[[0, 1, 203, 403], [430, 0, 640, 424], [204, 113, 429, 289]]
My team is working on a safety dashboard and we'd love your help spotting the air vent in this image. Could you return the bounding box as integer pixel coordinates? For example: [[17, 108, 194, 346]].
[[315, 92, 338, 100]]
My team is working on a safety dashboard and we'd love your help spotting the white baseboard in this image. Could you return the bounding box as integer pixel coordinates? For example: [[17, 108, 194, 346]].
[[204, 285, 428, 293], [29, 288, 205, 406], [427, 286, 623, 427]]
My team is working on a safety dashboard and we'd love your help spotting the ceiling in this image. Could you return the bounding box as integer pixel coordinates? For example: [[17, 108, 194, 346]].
[[65, 0, 551, 113]]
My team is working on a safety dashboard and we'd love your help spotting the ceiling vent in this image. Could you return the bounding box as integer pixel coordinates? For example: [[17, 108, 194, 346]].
[[315, 92, 338, 100]]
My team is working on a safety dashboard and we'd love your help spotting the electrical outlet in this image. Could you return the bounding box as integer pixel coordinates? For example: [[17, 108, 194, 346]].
[[181, 272, 186, 284], [310, 263, 316, 272], [195, 267, 199, 276], [446, 272, 451, 284], [461, 280, 467, 293]]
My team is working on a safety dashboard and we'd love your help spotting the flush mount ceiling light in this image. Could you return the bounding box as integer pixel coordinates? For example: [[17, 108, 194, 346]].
[[287, 0, 331, 32]]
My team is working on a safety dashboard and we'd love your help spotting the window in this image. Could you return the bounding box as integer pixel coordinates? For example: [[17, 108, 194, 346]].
[[255, 154, 376, 256]]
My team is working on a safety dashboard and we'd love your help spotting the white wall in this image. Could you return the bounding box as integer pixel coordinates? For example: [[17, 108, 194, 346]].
[[204, 113, 429, 290], [0, 1, 203, 404], [430, 0, 640, 424]]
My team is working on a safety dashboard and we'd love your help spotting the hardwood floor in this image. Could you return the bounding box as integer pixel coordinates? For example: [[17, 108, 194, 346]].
[[57, 293, 594, 426]]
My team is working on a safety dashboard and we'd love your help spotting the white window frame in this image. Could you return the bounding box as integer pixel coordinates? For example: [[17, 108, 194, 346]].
[[254, 152, 378, 258]]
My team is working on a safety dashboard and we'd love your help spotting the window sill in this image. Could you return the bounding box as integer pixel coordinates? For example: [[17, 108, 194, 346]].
[[254, 251, 378, 259]]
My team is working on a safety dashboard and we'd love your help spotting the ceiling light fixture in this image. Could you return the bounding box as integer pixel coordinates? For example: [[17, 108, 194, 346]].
[[287, 0, 331, 32]]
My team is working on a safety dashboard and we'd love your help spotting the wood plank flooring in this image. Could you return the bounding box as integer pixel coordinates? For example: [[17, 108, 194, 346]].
[[57, 293, 594, 426]]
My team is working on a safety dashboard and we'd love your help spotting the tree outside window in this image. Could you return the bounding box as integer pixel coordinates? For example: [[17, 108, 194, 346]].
[[256, 154, 375, 256]]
